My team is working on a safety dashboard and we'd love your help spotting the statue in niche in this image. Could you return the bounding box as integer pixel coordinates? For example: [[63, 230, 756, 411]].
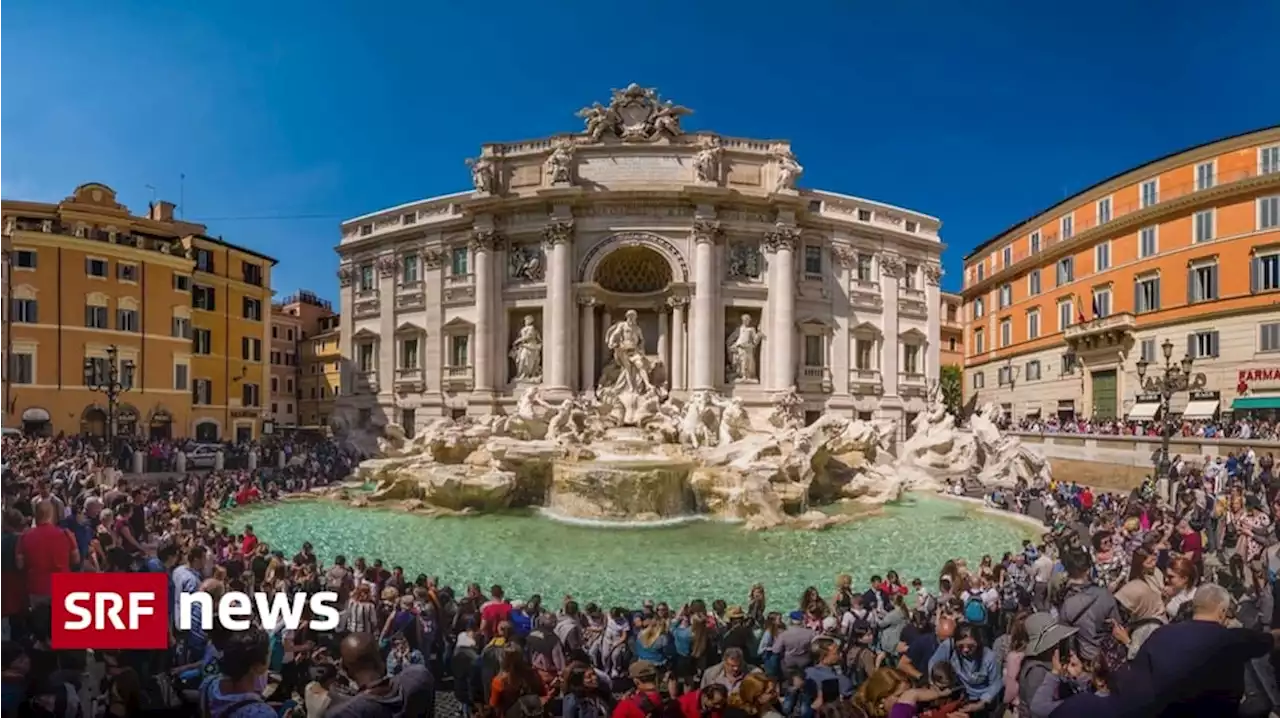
[[727, 241, 763, 280], [545, 140, 575, 185], [693, 135, 723, 184], [509, 315, 543, 382], [726, 314, 764, 383], [508, 244, 544, 281], [602, 310, 654, 394]]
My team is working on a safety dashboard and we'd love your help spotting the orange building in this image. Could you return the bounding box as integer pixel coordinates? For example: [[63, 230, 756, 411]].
[[940, 291, 963, 369], [961, 127, 1280, 422], [273, 290, 336, 428], [1, 183, 277, 440]]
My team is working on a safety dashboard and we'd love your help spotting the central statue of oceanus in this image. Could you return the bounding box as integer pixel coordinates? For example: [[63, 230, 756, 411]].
[[595, 309, 663, 426]]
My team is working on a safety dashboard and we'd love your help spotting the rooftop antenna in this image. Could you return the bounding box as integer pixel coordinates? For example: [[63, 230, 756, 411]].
[[145, 184, 157, 205], [179, 173, 186, 219]]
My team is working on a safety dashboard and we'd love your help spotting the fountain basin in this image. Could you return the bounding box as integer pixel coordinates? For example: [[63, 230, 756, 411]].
[[548, 456, 697, 520]]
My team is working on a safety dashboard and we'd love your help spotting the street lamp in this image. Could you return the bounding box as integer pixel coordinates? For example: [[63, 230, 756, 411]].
[[1135, 337, 1207, 481], [84, 345, 135, 454]]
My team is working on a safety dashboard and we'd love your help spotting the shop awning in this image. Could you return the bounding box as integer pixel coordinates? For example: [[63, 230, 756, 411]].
[[1127, 402, 1161, 420], [1233, 396, 1280, 410], [1181, 399, 1221, 420]]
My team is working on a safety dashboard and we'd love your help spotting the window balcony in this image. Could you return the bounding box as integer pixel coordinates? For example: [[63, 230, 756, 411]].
[[1063, 312, 1136, 351], [849, 369, 883, 395], [443, 365, 474, 391], [798, 366, 833, 393]]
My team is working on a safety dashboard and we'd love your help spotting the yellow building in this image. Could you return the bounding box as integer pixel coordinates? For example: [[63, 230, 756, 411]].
[[298, 314, 341, 427], [1, 183, 277, 440]]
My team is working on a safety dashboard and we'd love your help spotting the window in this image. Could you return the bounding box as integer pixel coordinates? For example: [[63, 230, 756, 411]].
[[1263, 146, 1280, 175], [193, 284, 216, 311], [999, 283, 1012, 308], [1262, 323, 1280, 352], [243, 297, 263, 321], [1002, 246, 1012, 267], [973, 297, 985, 319], [271, 351, 281, 365], [1092, 288, 1111, 318], [402, 254, 420, 284], [856, 253, 874, 282], [1195, 161, 1215, 191], [1194, 210, 1214, 243], [1260, 196, 1280, 230], [286, 378, 294, 393], [1140, 226, 1158, 258], [1140, 338, 1156, 362], [1141, 179, 1158, 208], [117, 263, 138, 282], [8, 352, 34, 384], [948, 337, 957, 351], [804, 335, 824, 367], [85, 305, 108, 329], [242, 383, 261, 407], [450, 335, 469, 367], [1255, 252, 1280, 293], [904, 220, 918, 233], [1060, 353, 1076, 375], [450, 248, 469, 277], [1026, 360, 1042, 381], [803, 246, 822, 276], [242, 337, 262, 362], [854, 338, 874, 370], [85, 258, 107, 277], [972, 372, 985, 389], [84, 357, 109, 386], [357, 343, 375, 373], [287, 328, 294, 341], [999, 318, 1012, 347], [174, 363, 189, 391], [192, 379, 213, 405], [973, 328, 985, 354], [358, 264, 375, 292], [1135, 275, 1161, 313], [857, 209, 872, 221], [902, 344, 920, 374], [1028, 269, 1041, 296], [172, 317, 192, 339], [401, 338, 419, 369], [1189, 263, 1219, 303], [1029, 231, 1041, 254], [1058, 300, 1073, 330], [1189, 330, 1219, 359], [1095, 242, 1111, 271], [194, 249, 215, 273], [10, 299, 37, 323], [998, 366, 1012, 386], [242, 262, 263, 286], [194, 329, 213, 355], [271, 402, 278, 415], [173, 274, 191, 292], [116, 308, 139, 332], [1056, 257, 1074, 285], [14, 250, 37, 268], [1097, 197, 1112, 224], [1027, 309, 1041, 339], [1061, 215, 1074, 240], [976, 262, 985, 282]]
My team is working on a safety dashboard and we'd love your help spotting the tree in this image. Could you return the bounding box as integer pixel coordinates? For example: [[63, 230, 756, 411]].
[[940, 364, 963, 418]]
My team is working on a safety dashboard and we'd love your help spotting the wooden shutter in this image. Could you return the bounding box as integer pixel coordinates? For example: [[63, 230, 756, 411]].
[[1211, 331, 1221, 357], [1187, 333, 1195, 359], [1187, 266, 1195, 304], [1210, 265, 1219, 300], [1251, 256, 1260, 294], [1154, 277, 1161, 311]]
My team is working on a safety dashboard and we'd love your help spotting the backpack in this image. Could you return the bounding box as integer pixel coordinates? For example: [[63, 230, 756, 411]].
[[505, 694, 546, 718], [963, 597, 988, 626]]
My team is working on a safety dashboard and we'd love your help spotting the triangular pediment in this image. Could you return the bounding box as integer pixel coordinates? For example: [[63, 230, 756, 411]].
[[852, 321, 882, 335], [899, 327, 927, 341], [442, 317, 474, 331], [351, 327, 379, 340], [395, 321, 426, 335]]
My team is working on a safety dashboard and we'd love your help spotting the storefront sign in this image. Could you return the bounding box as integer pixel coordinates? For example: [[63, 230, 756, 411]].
[[1239, 368, 1280, 394], [1189, 390, 1220, 401], [1136, 393, 1161, 403], [230, 409, 259, 419], [116, 408, 139, 422]]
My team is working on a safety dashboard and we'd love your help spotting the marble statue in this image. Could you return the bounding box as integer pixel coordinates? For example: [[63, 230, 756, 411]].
[[727, 241, 763, 280], [772, 147, 803, 193], [575, 84, 692, 142], [508, 244, 544, 281], [651, 101, 690, 137], [693, 135, 723, 184], [603, 310, 653, 394], [466, 156, 496, 193], [726, 314, 764, 383], [545, 140, 575, 185], [576, 102, 615, 142], [509, 315, 543, 382], [768, 386, 805, 431]]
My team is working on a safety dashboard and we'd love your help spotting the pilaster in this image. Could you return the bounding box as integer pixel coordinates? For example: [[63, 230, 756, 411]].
[[880, 252, 903, 401], [543, 215, 575, 397], [690, 211, 722, 391], [765, 222, 800, 392], [469, 224, 501, 401]]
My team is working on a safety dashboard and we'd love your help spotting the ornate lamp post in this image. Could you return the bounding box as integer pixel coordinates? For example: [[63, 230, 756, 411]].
[[83, 345, 135, 453], [1135, 338, 1207, 480]]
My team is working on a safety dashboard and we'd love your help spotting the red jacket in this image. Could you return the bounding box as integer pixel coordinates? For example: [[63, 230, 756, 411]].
[[612, 690, 664, 718]]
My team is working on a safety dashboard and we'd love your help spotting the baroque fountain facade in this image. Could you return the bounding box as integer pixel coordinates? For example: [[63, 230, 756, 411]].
[[333, 84, 1050, 527]]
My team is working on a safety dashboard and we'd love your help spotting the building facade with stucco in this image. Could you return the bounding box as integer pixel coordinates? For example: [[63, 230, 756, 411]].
[[334, 85, 944, 434]]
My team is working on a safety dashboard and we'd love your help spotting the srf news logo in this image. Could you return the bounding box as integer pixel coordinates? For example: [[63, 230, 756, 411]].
[[51, 573, 340, 650]]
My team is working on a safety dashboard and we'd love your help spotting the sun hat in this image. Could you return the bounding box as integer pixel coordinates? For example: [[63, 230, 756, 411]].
[[1023, 612, 1078, 656], [725, 605, 746, 620], [629, 660, 657, 681]]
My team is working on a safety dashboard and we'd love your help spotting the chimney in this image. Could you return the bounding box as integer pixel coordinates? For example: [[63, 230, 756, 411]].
[[148, 200, 176, 222]]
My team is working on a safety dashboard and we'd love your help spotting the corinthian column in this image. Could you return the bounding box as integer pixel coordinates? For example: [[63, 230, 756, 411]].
[[765, 223, 800, 391], [543, 219, 575, 393], [470, 229, 502, 395], [690, 219, 722, 391]]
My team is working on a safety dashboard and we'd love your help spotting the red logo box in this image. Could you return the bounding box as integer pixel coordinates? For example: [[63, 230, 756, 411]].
[[51, 572, 169, 650]]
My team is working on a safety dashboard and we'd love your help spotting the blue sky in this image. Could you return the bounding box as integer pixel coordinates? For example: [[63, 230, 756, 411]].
[[4, 1, 1277, 297]]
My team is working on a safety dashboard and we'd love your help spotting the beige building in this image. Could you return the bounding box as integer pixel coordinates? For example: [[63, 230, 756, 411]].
[[334, 85, 945, 433]]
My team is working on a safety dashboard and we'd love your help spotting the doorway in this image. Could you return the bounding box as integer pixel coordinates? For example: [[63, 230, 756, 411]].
[[195, 421, 220, 442], [1091, 369, 1118, 420]]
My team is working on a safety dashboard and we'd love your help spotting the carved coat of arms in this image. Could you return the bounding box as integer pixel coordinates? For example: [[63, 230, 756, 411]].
[[576, 84, 691, 143]]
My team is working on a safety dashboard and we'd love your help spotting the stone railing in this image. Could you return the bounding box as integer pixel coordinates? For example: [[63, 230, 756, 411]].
[[1010, 431, 1279, 469]]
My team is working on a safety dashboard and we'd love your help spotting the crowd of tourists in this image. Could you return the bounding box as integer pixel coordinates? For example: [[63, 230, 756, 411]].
[[1008, 416, 1277, 441], [5, 431, 1280, 718]]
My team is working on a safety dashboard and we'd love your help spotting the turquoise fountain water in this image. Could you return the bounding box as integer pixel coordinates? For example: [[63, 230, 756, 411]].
[[224, 495, 1037, 607]]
